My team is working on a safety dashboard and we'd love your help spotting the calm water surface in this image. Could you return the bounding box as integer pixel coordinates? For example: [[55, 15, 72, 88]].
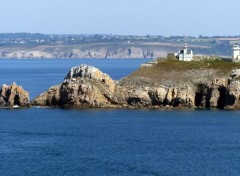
[[0, 59, 240, 176], [0, 59, 149, 99]]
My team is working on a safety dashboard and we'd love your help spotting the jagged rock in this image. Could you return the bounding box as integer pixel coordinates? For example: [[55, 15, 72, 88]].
[[165, 88, 177, 105], [224, 69, 240, 109], [32, 85, 60, 107], [0, 83, 30, 108], [32, 65, 116, 108], [32, 65, 240, 109], [209, 88, 220, 107], [127, 89, 151, 107], [173, 86, 195, 107], [155, 87, 168, 103], [229, 69, 240, 80], [32, 62, 198, 108], [65, 64, 115, 93]]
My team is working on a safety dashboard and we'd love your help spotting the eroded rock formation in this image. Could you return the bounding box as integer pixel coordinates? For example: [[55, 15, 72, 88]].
[[0, 82, 30, 108], [32, 64, 116, 108], [31, 64, 240, 109]]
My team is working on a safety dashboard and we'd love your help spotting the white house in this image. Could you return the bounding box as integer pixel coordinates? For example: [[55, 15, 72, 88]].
[[175, 43, 193, 61], [233, 45, 240, 60]]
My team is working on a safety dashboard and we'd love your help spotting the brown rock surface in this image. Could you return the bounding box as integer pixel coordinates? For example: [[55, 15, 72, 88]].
[[32, 64, 116, 108], [31, 63, 240, 109], [0, 82, 30, 108]]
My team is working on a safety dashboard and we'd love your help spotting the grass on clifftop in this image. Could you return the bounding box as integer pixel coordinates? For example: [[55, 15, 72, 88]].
[[124, 58, 240, 84], [155, 58, 240, 73]]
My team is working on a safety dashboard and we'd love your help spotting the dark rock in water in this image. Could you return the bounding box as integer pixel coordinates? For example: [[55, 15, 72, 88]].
[[0, 82, 30, 108]]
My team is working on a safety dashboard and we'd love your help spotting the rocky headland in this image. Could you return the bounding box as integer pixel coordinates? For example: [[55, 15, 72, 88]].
[[31, 59, 240, 109], [0, 46, 162, 59], [0, 82, 30, 108], [0, 33, 234, 59]]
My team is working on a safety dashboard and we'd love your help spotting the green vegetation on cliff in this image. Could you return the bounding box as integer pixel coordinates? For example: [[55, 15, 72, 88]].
[[123, 58, 240, 86]]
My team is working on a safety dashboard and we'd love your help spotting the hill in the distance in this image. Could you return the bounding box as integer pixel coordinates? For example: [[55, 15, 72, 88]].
[[0, 33, 239, 59]]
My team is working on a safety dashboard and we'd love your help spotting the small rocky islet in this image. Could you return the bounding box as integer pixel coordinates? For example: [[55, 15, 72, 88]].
[[2, 58, 240, 109], [0, 82, 30, 108]]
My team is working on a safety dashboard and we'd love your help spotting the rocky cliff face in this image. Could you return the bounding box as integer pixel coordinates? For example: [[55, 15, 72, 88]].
[[224, 69, 240, 109], [32, 65, 116, 108], [0, 46, 164, 59], [0, 83, 30, 108], [31, 63, 240, 109]]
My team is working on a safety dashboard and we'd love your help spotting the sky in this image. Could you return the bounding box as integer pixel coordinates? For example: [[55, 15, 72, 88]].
[[0, 0, 239, 36]]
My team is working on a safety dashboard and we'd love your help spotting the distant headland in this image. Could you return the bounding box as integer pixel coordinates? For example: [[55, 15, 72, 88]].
[[0, 33, 239, 59]]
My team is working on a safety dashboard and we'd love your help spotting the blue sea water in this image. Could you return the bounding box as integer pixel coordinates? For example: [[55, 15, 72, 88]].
[[0, 59, 150, 99], [1, 59, 240, 176]]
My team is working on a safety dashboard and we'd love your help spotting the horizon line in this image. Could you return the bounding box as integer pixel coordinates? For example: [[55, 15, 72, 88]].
[[0, 32, 240, 38]]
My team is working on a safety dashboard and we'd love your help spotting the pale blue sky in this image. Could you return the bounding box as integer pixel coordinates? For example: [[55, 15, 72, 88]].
[[0, 0, 239, 36]]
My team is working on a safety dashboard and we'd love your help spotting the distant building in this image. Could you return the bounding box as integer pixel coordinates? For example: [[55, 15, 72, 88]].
[[233, 45, 240, 60], [175, 44, 193, 61]]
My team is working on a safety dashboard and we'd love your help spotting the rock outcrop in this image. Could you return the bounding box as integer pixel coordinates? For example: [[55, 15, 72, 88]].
[[31, 63, 240, 109], [0, 83, 30, 108], [32, 64, 116, 108], [224, 69, 240, 109]]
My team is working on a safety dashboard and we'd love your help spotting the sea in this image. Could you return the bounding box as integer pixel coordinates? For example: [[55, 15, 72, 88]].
[[1, 59, 240, 176]]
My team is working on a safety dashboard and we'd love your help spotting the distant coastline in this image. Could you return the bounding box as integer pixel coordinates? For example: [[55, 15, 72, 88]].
[[0, 33, 237, 59]]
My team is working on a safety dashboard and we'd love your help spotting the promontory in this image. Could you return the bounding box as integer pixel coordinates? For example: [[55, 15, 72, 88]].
[[31, 57, 240, 109]]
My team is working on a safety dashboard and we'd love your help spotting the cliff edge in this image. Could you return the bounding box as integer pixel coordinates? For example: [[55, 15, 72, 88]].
[[31, 59, 240, 109]]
